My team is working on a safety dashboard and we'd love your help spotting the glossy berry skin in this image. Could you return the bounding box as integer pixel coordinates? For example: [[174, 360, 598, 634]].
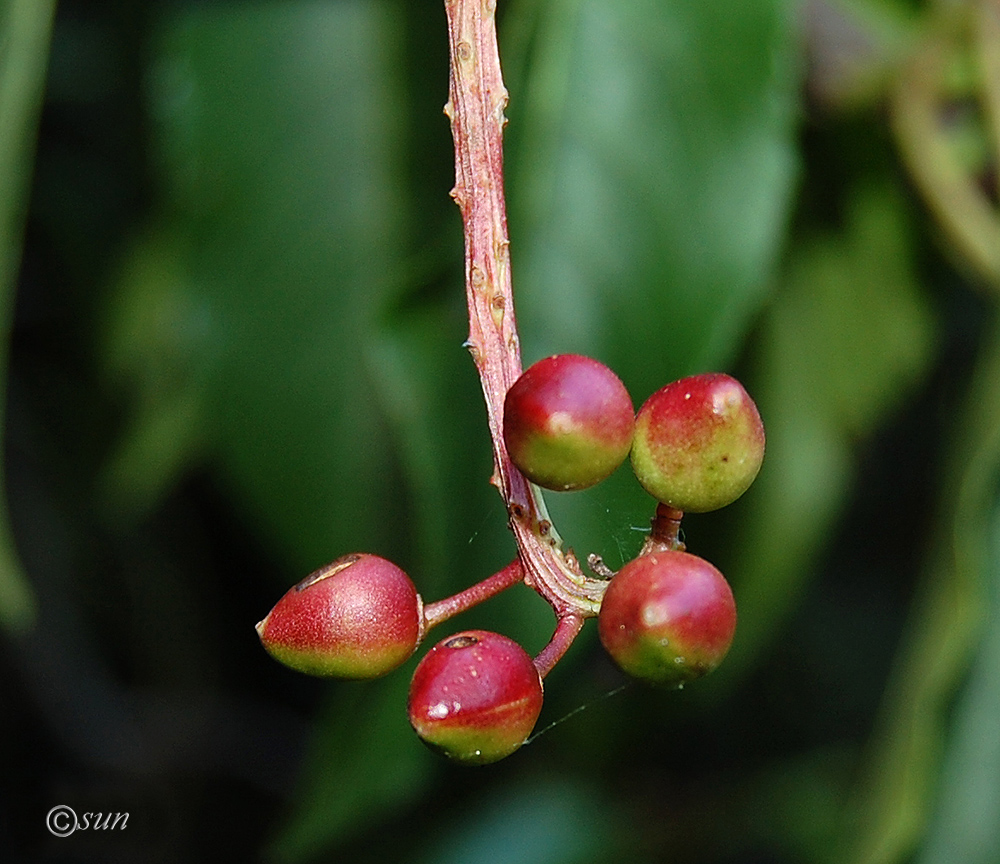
[[630, 373, 764, 512], [598, 550, 736, 686], [503, 354, 635, 491], [408, 630, 543, 765], [257, 553, 422, 679]]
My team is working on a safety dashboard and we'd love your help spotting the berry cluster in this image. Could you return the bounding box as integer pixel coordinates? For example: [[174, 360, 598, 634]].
[[257, 356, 763, 765]]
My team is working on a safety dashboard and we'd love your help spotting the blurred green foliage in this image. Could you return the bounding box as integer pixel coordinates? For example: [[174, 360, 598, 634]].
[[3, 0, 1000, 862], [0, 0, 54, 632]]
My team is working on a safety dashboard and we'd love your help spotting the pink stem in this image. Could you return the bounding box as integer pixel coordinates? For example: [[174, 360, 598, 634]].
[[444, 0, 607, 619], [533, 614, 586, 679], [422, 559, 524, 630]]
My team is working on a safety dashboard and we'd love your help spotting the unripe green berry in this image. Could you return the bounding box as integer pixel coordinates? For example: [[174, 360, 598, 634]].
[[257, 553, 422, 679], [630, 373, 764, 512], [407, 630, 543, 765], [503, 354, 635, 491], [598, 550, 736, 686]]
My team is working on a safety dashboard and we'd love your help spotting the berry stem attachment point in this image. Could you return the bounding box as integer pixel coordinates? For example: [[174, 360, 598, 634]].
[[533, 613, 586, 679], [641, 503, 686, 555], [423, 559, 525, 630], [443, 0, 606, 618]]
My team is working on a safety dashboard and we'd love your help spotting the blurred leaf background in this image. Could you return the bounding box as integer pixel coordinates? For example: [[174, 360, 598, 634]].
[[2, 0, 999, 862]]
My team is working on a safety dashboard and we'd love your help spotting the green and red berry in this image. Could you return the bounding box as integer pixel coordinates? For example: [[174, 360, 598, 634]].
[[256, 553, 422, 679], [598, 550, 737, 686], [630, 373, 765, 512], [503, 354, 635, 491], [407, 630, 544, 765]]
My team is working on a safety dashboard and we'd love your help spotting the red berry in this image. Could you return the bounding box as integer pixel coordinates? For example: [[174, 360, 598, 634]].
[[503, 354, 635, 491], [407, 630, 543, 765], [597, 550, 736, 686], [630, 373, 764, 512], [256, 553, 422, 679]]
